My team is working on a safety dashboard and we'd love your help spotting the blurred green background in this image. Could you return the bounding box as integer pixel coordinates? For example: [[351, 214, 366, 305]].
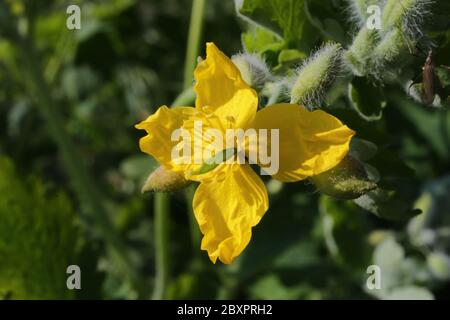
[[1, 0, 450, 300]]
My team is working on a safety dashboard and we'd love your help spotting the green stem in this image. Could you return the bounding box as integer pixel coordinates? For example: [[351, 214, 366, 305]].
[[183, 0, 206, 256], [152, 0, 206, 299], [183, 0, 206, 89], [174, 89, 200, 257], [152, 88, 196, 300], [152, 193, 171, 300], [172, 87, 196, 106]]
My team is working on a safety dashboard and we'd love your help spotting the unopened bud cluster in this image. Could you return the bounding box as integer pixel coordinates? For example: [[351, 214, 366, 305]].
[[345, 0, 432, 80]]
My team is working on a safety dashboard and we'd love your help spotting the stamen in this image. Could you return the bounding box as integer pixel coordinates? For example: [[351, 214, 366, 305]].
[[225, 116, 236, 128], [202, 105, 214, 114]]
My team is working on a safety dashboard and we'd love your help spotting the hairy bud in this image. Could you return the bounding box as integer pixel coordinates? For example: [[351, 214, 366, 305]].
[[232, 53, 272, 91], [344, 27, 378, 76], [310, 155, 377, 200], [347, 0, 384, 27], [289, 43, 344, 107], [382, 0, 432, 39], [141, 166, 190, 193]]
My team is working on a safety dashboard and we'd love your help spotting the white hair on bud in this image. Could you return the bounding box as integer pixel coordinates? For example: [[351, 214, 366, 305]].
[[401, 0, 434, 41], [345, 0, 387, 29], [232, 52, 273, 90], [285, 42, 347, 109]]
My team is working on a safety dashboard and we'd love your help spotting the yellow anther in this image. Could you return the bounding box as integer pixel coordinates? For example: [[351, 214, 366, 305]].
[[225, 116, 236, 128], [202, 105, 214, 114]]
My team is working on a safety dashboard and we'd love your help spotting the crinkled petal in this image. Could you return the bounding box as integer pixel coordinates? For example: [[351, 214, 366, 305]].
[[194, 42, 258, 129], [192, 163, 269, 264], [135, 106, 196, 172], [252, 103, 355, 182]]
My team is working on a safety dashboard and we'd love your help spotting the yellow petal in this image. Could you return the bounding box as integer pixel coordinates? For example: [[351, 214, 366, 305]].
[[192, 163, 268, 264], [194, 43, 258, 129], [252, 103, 355, 182], [135, 106, 196, 172]]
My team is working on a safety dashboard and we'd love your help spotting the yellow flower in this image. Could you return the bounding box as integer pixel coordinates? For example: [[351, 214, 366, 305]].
[[136, 43, 355, 264]]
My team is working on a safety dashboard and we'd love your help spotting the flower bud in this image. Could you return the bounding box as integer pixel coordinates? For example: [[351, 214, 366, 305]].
[[141, 165, 190, 193], [382, 0, 418, 31], [344, 27, 378, 77], [382, 0, 431, 39], [310, 155, 377, 200], [348, 0, 380, 27], [371, 28, 407, 80], [232, 53, 272, 91], [373, 28, 405, 65], [289, 43, 343, 106]]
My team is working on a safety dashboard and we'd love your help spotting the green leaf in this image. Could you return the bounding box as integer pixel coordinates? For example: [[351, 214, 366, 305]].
[[393, 93, 450, 160], [436, 66, 450, 87], [249, 274, 306, 299], [242, 27, 285, 66], [273, 242, 320, 269], [0, 157, 80, 299], [355, 189, 421, 221], [349, 77, 386, 121], [304, 0, 346, 43], [354, 148, 421, 221], [319, 196, 372, 269], [349, 138, 378, 162], [237, 0, 314, 47], [277, 49, 307, 66], [242, 26, 284, 52]]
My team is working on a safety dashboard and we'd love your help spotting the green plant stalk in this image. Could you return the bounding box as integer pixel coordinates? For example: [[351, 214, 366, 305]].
[[173, 89, 200, 256], [17, 37, 139, 290], [177, 91, 203, 258], [152, 192, 171, 300], [152, 0, 206, 300], [183, 0, 206, 255], [183, 0, 206, 88], [151, 88, 195, 300]]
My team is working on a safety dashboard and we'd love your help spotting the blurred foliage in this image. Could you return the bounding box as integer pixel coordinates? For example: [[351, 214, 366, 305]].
[[0, 157, 79, 299], [0, 0, 449, 300]]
